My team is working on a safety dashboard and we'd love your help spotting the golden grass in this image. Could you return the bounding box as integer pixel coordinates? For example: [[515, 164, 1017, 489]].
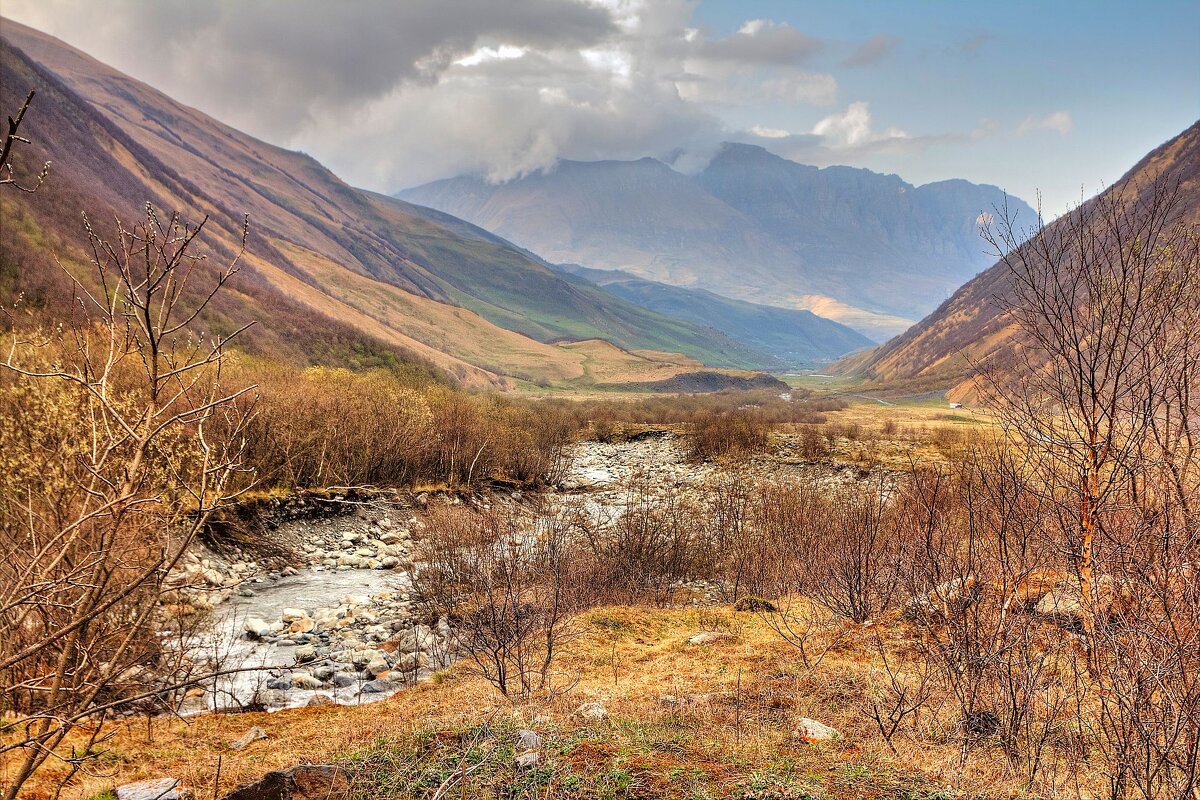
[[6, 604, 1107, 800]]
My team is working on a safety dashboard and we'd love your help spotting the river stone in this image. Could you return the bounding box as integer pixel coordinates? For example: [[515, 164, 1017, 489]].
[[220, 765, 350, 800], [244, 618, 271, 639], [294, 645, 317, 662], [281, 608, 309, 623], [117, 778, 189, 800], [330, 673, 357, 688], [395, 651, 429, 671], [361, 678, 394, 693], [266, 679, 290, 690], [306, 694, 335, 707], [290, 672, 324, 690]]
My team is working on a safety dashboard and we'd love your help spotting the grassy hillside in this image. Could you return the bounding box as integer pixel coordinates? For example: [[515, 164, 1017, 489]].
[[0, 20, 777, 387], [838, 120, 1200, 399]]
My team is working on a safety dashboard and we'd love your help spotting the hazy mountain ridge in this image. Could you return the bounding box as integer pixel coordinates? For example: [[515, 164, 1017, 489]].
[[0, 19, 802, 386], [839, 120, 1200, 397], [399, 144, 1035, 339], [559, 264, 874, 367], [697, 143, 1030, 320]]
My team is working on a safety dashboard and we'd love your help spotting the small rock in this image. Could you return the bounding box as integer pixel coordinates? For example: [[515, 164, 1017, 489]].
[[229, 726, 268, 751], [515, 750, 541, 769], [577, 701, 608, 722], [517, 729, 542, 750], [687, 631, 734, 646], [306, 694, 335, 707], [294, 645, 317, 662], [733, 596, 777, 613], [794, 717, 840, 743], [281, 608, 309, 623], [116, 778, 189, 800], [220, 765, 350, 800]]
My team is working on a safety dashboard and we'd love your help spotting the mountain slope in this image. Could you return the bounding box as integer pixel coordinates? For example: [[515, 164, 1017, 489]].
[[561, 265, 873, 367], [840, 120, 1200, 398], [397, 158, 821, 315], [399, 149, 1033, 339], [697, 143, 1033, 322], [0, 19, 777, 387]]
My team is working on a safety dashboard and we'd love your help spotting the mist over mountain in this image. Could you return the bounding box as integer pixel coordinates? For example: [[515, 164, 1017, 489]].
[[399, 146, 1035, 339]]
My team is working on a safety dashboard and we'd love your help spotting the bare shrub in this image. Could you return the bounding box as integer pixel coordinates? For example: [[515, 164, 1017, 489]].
[[409, 503, 576, 698], [0, 206, 252, 798], [793, 474, 899, 624], [796, 425, 830, 460], [239, 372, 578, 490], [897, 447, 1074, 782], [687, 408, 771, 461], [575, 479, 709, 607], [863, 630, 935, 755]]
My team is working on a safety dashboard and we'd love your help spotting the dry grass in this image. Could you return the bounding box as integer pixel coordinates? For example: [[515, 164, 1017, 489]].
[[6, 604, 1108, 800]]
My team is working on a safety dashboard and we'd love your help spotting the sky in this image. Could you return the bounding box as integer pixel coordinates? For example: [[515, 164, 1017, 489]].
[[4, 0, 1197, 216]]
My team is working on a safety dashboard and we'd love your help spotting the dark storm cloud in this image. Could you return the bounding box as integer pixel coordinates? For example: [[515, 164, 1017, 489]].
[[5, 0, 618, 139]]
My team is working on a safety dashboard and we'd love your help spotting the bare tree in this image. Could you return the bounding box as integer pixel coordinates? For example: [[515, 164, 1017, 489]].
[[1, 89, 50, 193], [981, 179, 1200, 636], [0, 205, 254, 799]]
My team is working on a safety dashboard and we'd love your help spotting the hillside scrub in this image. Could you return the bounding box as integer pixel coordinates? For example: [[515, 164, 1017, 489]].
[[234, 365, 579, 490]]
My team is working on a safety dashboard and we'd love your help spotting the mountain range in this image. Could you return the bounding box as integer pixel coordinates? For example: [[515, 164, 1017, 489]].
[[1, 18, 865, 389], [839, 120, 1200, 397], [399, 144, 1035, 340], [559, 265, 873, 366]]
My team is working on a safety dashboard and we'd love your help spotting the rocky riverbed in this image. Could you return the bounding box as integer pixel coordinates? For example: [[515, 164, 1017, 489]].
[[169, 497, 455, 712], [170, 432, 862, 713]]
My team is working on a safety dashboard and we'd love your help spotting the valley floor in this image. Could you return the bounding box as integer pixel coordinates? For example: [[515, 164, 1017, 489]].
[[7, 430, 1110, 800]]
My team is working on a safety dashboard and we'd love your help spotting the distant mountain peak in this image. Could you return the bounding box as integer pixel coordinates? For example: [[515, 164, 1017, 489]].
[[401, 144, 1035, 339]]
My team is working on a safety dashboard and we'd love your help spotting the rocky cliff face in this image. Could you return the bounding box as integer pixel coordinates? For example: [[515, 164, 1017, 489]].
[[698, 143, 1030, 321]]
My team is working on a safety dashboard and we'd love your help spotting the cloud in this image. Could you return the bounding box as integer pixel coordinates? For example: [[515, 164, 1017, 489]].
[[697, 19, 824, 65], [734, 102, 996, 168], [3, 0, 978, 191], [3, 0, 618, 142], [812, 102, 909, 148], [842, 34, 900, 67], [749, 125, 791, 138], [1017, 111, 1073, 136]]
